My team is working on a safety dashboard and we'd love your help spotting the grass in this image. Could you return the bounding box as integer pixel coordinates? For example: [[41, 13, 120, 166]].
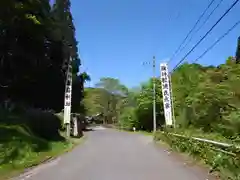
[[0, 109, 85, 180], [0, 125, 84, 180], [154, 130, 240, 180]]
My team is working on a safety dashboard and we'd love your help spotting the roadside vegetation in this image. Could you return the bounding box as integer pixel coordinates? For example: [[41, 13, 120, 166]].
[[0, 111, 82, 179], [0, 0, 89, 178]]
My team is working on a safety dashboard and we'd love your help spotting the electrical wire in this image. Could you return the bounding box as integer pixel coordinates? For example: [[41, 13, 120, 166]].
[[168, 0, 216, 63], [193, 19, 240, 63], [171, 0, 240, 72], [177, 0, 225, 58]]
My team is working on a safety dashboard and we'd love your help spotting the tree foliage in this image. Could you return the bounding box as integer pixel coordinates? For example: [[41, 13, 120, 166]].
[[172, 58, 240, 139], [131, 78, 165, 131], [84, 77, 165, 131], [0, 0, 85, 112], [83, 78, 128, 124], [86, 54, 240, 138], [0, 0, 89, 144], [112, 55, 240, 138]]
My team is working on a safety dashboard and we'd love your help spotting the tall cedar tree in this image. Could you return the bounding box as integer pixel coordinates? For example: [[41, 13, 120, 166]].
[[0, 0, 84, 112], [52, 0, 83, 113], [0, 0, 66, 110]]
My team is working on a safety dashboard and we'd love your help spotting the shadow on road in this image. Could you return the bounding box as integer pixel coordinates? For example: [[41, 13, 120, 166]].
[[83, 128, 95, 132]]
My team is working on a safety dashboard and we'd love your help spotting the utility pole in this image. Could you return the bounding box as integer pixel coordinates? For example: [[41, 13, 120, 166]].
[[142, 57, 157, 132], [152, 56, 157, 132]]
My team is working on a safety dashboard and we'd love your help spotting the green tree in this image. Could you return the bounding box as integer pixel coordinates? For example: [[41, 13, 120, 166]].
[[118, 107, 138, 130], [171, 58, 240, 138], [116, 78, 164, 131], [0, 0, 67, 110], [94, 78, 128, 124], [0, 0, 86, 115], [83, 78, 129, 124]]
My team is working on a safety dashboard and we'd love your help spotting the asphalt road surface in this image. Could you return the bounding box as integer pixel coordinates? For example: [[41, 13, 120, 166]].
[[16, 127, 214, 180]]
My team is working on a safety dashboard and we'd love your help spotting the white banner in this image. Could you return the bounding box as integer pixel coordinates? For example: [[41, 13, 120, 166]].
[[160, 63, 173, 126], [63, 60, 72, 124], [64, 105, 71, 124]]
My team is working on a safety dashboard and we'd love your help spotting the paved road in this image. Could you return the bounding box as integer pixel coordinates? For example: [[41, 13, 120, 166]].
[[17, 127, 213, 180]]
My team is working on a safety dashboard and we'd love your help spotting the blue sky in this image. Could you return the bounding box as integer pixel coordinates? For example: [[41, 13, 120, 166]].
[[70, 0, 240, 88]]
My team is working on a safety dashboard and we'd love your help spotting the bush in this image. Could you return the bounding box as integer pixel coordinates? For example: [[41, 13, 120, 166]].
[[0, 108, 62, 140], [0, 125, 49, 166], [118, 107, 138, 130], [25, 109, 62, 140], [154, 130, 240, 180]]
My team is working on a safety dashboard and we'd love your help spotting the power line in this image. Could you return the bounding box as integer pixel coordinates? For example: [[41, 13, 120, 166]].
[[177, 0, 225, 57], [168, 0, 216, 63], [172, 0, 240, 72], [194, 19, 240, 63]]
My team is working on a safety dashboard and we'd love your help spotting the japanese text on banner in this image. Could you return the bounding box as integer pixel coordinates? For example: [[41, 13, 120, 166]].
[[63, 62, 72, 124], [160, 63, 173, 126]]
